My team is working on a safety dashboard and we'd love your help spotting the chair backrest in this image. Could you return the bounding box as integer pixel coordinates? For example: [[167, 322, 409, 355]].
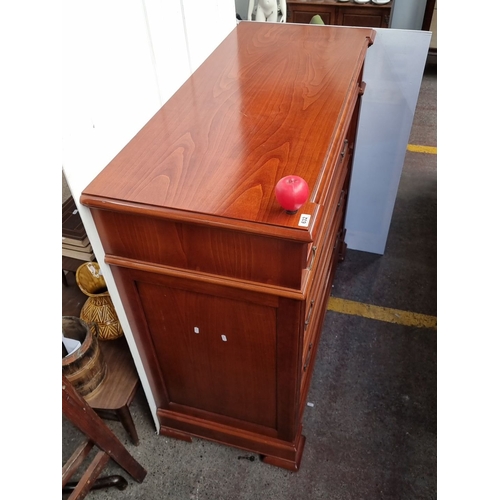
[[310, 14, 325, 25]]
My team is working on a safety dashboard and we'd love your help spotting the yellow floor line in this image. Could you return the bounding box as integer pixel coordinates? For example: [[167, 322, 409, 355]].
[[327, 297, 437, 330], [407, 144, 437, 154]]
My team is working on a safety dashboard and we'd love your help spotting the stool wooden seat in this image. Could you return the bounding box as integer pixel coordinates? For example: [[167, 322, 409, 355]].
[[84, 337, 140, 445]]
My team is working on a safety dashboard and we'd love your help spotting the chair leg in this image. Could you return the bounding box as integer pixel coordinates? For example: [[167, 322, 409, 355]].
[[116, 406, 140, 446]]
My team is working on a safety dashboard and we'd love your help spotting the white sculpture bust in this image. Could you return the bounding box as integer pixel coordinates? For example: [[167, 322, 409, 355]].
[[248, 0, 287, 23]]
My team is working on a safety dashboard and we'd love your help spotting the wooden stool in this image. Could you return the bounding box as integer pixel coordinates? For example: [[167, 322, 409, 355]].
[[62, 375, 146, 499], [84, 337, 140, 445]]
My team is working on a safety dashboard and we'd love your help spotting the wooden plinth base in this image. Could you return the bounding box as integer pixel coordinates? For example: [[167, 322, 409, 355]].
[[161, 426, 193, 443], [159, 417, 305, 472], [262, 434, 306, 472]]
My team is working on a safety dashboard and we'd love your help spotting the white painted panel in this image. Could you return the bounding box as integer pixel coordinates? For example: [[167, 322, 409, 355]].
[[62, 1, 163, 183], [142, 0, 192, 104], [344, 28, 431, 255], [182, 0, 237, 72], [62, 1, 172, 431]]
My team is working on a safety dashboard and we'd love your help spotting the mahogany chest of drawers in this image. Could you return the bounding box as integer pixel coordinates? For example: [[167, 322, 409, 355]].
[[81, 21, 375, 471]]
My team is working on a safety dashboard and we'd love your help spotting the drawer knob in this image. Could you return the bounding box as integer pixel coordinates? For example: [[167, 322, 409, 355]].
[[303, 343, 313, 372], [337, 190, 345, 209], [308, 246, 317, 271], [304, 299, 315, 330], [340, 139, 349, 158]]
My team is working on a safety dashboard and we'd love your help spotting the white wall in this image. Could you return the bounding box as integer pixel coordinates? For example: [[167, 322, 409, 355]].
[[62, 0, 236, 431], [391, 0, 427, 30]]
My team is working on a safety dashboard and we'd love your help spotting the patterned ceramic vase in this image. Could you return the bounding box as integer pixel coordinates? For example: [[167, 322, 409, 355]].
[[75, 262, 123, 341]]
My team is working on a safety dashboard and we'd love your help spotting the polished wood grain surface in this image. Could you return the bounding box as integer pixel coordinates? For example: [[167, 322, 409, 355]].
[[80, 22, 375, 472], [82, 22, 373, 229]]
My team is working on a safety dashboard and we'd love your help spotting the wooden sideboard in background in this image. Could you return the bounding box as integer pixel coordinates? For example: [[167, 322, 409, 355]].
[[287, 0, 392, 28]]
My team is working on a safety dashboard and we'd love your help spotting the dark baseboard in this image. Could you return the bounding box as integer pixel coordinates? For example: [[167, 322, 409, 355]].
[[426, 48, 437, 67]]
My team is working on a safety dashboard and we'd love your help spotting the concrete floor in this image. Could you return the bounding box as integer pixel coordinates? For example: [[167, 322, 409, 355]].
[[62, 63, 436, 499]]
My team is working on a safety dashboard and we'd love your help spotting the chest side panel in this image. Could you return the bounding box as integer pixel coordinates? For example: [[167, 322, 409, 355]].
[[136, 280, 278, 429]]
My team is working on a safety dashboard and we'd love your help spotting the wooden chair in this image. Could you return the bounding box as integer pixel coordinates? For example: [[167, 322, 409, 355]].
[[62, 375, 147, 499]]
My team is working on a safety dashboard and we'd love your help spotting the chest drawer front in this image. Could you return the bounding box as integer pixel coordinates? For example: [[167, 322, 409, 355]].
[[91, 209, 308, 290], [305, 141, 350, 275], [301, 207, 344, 371], [300, 176, 347, 398]]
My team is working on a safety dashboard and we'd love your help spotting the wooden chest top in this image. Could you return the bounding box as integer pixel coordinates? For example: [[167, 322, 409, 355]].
[[82, 22, 374, 234]]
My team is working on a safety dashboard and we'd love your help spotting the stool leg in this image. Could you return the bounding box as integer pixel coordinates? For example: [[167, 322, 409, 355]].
[[116, 406, 139, 446]]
